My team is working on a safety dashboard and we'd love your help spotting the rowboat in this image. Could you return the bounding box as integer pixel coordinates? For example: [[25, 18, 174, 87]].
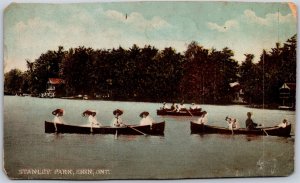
[[157, 109, 203, 116], [45, 121, 165, 136], [190, 121, 291, 137]]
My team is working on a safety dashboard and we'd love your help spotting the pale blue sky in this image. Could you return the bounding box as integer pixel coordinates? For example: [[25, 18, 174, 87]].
[[4, 1, 297, 72]]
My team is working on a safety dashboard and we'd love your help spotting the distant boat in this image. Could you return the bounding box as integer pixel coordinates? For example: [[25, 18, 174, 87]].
[[45, 121, 165, 136], [190, 121, 291, 137], [157, 109, 203, 116], [278, 105, 295, 111]]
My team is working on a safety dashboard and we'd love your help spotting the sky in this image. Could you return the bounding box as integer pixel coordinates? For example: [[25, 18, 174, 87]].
[[3, 1, 297, 72]]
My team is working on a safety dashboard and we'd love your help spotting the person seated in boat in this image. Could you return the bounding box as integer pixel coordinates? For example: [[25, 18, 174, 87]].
[[225, 116, 239, 130], [170, 103, 176, 111], [196, 111, 208, 124], [52, 109, 65, 132], [52, 108, 64, 124], [277, 119, 289, 128], [111, 109, 125, 127], [161, 102, 171, 110], [245, 112, 258, 130], [172, 104, 179, 111], [176, 102, 186, 112], [225, 116, 232, 129], [190, 103, 201, 110], [139, 111, 155, 126], [82, 110, 102, 128]]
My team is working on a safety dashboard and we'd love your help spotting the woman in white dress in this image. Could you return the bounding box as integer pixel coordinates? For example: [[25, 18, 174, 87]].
[[139, 111, 155, 126], [52, 109, 65, 132], [82, 110, 102, 133], [111, 109, 125, 127]]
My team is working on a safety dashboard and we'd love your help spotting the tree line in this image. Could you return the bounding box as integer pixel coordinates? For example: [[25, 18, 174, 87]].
[[4, 35, 296, 105]]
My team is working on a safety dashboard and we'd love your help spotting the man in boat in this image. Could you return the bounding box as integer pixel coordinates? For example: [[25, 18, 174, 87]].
[[139, 111, 155, 126], [196, 111, 208, 124], [245, 112, 258, 130], [277, 119, 289, 128], [52, 109, 65, 132], [111, 109, 125, 127], [82, 110, 102, 128]]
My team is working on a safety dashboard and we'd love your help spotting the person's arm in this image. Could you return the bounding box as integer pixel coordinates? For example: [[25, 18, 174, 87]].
[[111, 118, 116, 126]]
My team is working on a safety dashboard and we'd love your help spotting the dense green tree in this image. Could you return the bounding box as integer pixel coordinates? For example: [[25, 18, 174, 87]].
[[26, 46, 65, 94], [239, 54, 263, 103], [239, 34, 296, 105], [5, 35, 296, 105], [61, 46, 94, 96], [180, 42, 238, 104], [4, 69, 23, 94]]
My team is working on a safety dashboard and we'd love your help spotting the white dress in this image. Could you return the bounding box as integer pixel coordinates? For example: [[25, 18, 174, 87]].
[[53, 115, 63, 124], [278, 122, 287, 128], [197, 114, 208, 124], [88, 115, 101, 127], [111, 117, 124, 127], [177, 104, 186, 112], [140, 116, 154, 126]]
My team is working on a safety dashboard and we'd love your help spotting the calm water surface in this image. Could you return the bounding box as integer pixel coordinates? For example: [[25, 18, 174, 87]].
[[4, 96, 295, 179]]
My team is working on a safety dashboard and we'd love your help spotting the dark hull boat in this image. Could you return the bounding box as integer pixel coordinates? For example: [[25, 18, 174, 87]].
[[45, 121, 165, 136], [157, 109, 203, 116], [190, 121, 291, 137]]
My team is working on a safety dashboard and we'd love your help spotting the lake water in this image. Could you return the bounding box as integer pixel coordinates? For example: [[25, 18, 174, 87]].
[[4, 96, 295, 179]]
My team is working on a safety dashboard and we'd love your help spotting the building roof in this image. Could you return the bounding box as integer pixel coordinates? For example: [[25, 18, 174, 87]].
[[229, 82, 240, 88], [280, 83, 296, 90], [48, 78, 64, 85]]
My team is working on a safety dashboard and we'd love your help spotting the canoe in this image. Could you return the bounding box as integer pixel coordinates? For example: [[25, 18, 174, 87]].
[[190, 121, 291, 137], [157, 109, 203, 116], [45, 121, 165, 136]]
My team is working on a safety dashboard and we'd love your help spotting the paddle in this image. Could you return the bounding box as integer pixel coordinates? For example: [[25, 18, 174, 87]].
[[54, 122, 58, 132], [262, 129, 269, 136], [126, 125, 148, 136], [114, 129, 118, 139], [186, 109, 193, 117]]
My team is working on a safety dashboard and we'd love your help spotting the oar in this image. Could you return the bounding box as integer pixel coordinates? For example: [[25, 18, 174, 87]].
[[114, 129, 118, 139], [54, 122, 58, 132], [262, 129, 269, 136], [123, 123, 148, 136], [128, 126, 148, 136], [186, 109, 193, 117]]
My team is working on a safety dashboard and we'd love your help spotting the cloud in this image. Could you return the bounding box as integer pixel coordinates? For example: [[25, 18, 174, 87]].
[[104, 10, 170, 31], [244, 9, 295, 26], [207, 20, 238, 32]]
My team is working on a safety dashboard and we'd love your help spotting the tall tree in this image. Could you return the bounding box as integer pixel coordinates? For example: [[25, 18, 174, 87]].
[[27, 46, 65, 94], [4, 69, 23, 94]]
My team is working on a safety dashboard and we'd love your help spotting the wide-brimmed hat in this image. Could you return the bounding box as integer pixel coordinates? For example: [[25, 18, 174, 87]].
[[82, 110, 96, 117], [113, 109, 123, 115], [52, 109, 64, 116], [139, 111, 149, 118]]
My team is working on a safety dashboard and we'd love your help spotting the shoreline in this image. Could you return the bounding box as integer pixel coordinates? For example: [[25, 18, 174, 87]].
[[5, 95, 295, 111]]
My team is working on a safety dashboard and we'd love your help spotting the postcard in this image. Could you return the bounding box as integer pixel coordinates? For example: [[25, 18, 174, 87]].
[[3, 1, 296, 180]]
